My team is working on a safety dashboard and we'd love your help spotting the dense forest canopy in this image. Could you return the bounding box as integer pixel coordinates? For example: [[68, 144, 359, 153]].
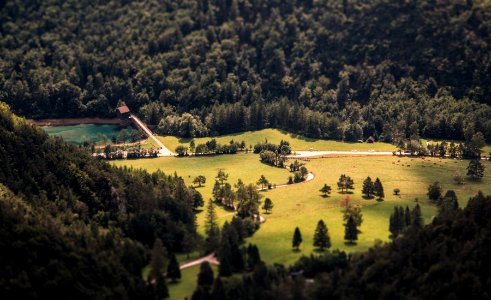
[[1, 0, 491, 141], [0, 102, 199, 297]]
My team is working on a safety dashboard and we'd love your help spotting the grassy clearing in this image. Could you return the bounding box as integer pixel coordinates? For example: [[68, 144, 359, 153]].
[[154, 128, 397, 152], [168, 265, 218, 300], [117, 137, 491, 298], [112, 153, 289, 233], [247, 156, 491, 265]]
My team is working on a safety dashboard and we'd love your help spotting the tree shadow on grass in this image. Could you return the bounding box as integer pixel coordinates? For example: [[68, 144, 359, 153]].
[[344, 242, 357, 246], [320, 194, 330, 198]]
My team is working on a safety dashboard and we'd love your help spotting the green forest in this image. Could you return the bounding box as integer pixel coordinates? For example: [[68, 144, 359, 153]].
[[1, 0, 491, 141], [0, 103, 198, 298], [2, 0, 491, 299]]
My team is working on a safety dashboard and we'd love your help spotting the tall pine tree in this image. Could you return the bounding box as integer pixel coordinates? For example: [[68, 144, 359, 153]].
[[344, 216, 358, 244], [313, 220, 331, 251], [362, 176, 374, 198], [292, 227, 302, 251]]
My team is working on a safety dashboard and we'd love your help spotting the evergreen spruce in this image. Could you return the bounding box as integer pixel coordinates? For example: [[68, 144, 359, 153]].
[[167, 253, 181, 283], [246, 244, 261, 270], [262, 198, 274, 214], [292, 227, 303, 251], [440, 190, 459, 213], [411, 204, 424, 229], [149, 238, 168, 299], [404, 206, 412, 227], [362, 176, 374, 198], [313, 220, 331, 251], [373, 177, 385, 200], [205, 199, 220, 252], [197, 262, 214, 287], [211, 278, 227, 300], [344, 216, 358, 244], [467, 159, 485, 180]]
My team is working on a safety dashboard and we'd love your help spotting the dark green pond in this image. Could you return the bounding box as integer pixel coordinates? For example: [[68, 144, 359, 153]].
[[43, 124, 123, 145]]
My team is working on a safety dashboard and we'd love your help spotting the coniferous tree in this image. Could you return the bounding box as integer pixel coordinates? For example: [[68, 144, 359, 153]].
[[440, 190, 459, 213], [197, 262, 214, 287], [313, 220, 331, 251], [467, 159, 485, 180], [427, 181, 442, 204], [344, 216, 358, 244], [292, 227, 303, 251], [411, 204, 424, 229], [362, 176, 374, 198], [404, 206, 412, 227], [149, 239, 169, 299], [262, 198, 274, 214], [343, 205, 363, 227], [167, 253, 181, 283], [211, 278, 227, 300], [246, 244, 261, 270], [205, 199, 220, 252], [373, 177, 385, 200]]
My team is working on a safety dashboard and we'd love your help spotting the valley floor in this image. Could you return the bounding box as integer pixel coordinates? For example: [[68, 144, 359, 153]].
[[111, 129, 491, 300]]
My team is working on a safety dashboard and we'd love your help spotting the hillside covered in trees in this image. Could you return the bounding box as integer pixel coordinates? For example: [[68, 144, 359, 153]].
[[0, 103, 199, 298], [1, 0, 491, 141]]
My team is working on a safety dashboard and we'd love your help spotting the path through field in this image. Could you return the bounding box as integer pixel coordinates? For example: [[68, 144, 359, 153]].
[[129, 114, 174, 156], [180, 253, 219, 270]]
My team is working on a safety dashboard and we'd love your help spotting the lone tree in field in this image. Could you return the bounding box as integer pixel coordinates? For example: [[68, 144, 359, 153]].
[[373, 177, 385, 200], [262, 198, 274, 214], [257, 175, 269, 190], [313, 220, 331, 251], [319, 184, 332, 197], [362, 176, 375, 198], [467, 159, 485, 180], [344, 216, 358, 244], [427, 181, 442, 203], [292, 227, 302, 251], [393, 188, 401, 196], [337, 174, 354, 193], [167, 253, 181, 283], [193, 175, 206, 187]]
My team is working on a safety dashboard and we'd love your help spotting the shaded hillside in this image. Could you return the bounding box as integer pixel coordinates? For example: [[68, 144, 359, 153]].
[[0, 102, 199, 298]]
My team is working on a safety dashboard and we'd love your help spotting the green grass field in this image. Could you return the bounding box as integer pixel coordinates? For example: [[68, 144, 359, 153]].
[[152, 128, 397, 152], [167, 264, 218, 300], [113, 130, 491, 299]]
